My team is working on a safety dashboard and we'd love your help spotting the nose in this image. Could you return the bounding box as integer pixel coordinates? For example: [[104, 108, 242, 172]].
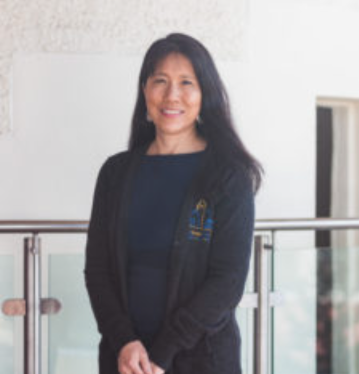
[[164, 82, 180, 100]]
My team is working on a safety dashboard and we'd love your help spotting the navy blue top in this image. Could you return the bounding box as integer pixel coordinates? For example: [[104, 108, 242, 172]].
[[127, 150, 205, 346]]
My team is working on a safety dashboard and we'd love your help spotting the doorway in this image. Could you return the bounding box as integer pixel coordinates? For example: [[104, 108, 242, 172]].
[[316, 99, 359, 374]]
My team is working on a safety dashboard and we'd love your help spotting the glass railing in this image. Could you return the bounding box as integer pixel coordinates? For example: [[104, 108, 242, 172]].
[[273, 243, 359, 374], [0, 234, 28, 374], [31, 232, 97, 374], [0, 251, 15, 374], [273, 244, 319, 374], [47, 252, 99, 374], [254, 219, 359, 374], [1, 219, 359, 374]]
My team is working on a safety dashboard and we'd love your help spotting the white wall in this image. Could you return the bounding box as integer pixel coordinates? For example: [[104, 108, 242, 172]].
[[0, 54, 141, 218]]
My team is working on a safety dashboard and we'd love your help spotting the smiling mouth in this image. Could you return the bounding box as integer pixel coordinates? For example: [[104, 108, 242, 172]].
[[161, 109, 183, 115], [161, 109, 183, 117]]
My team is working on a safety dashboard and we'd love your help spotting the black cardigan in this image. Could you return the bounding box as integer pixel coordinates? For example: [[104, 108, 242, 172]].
[[84, 144, 255, 374]]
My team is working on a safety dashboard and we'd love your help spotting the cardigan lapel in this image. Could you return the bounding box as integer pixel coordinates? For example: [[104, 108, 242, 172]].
[[113, 146, 146, 313]]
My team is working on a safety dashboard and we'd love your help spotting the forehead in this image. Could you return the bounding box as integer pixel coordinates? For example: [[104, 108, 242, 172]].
[[152, 53, 197, 77]]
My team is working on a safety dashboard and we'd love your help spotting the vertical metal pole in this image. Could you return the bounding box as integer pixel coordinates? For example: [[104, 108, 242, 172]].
[[254, 234, 269, 374], [270, 230, 276, 374], [24, 235, 41, 374]]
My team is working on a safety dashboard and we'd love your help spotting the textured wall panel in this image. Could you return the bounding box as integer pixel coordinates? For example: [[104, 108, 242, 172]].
[[0, 0, 249, 133]]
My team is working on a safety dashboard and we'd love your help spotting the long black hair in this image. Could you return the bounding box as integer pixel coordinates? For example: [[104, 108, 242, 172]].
[[128, 33, 263, 192]]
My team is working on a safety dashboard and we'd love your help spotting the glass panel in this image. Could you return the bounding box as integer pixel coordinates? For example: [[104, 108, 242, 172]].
[[48, 252, 100, 374], [273, 245, 359, 374], [273, 246, 317, 374], [0, 254, 15, 374], [237, 306, 254, 374], [237, 246, 255, 374], [330, 243, 359, 374]]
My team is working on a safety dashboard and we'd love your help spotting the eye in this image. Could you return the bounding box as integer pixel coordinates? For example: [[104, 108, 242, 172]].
[[153, 78, 166, 84], [182, 80, 193, 85]]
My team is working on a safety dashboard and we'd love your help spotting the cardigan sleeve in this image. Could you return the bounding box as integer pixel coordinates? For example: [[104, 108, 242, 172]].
[[84, 158, 138, 355], [148, 168, 255, 370]]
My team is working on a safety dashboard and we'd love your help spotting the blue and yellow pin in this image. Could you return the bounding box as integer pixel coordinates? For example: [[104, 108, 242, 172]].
[[188, 199, 214, 242]]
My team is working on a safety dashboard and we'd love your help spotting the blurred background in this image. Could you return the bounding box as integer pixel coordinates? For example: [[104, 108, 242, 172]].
[[1, 0, 359, 373]]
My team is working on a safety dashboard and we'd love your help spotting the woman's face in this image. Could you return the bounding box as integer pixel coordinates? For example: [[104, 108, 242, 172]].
[[143, 53, 202, 138]]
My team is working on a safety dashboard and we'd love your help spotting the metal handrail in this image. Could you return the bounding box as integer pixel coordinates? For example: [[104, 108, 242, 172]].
[[1, 218, 359, 233], [0, 220, 88, 233], [255, 217, 359, 230]]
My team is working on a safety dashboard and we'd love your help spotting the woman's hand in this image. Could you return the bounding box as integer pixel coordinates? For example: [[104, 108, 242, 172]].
[[150, 362, 165, 374], [118, 340, 153, 374]]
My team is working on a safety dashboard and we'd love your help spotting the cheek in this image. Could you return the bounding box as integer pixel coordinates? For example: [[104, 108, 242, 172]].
[[184, 88, 201, 106], [144, 87, 160, 106], [188, 94, 202, 112]]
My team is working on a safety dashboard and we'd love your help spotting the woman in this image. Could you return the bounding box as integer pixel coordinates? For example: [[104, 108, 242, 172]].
[[85, 33, 262, 374]]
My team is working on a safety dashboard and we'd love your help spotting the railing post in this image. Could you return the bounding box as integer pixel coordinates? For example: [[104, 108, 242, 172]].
[[254, 234, 270, 374], [24, 235, 41, 374]]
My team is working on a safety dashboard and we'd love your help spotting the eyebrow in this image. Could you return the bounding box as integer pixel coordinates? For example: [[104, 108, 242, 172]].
[[151, 72, 196, 79]]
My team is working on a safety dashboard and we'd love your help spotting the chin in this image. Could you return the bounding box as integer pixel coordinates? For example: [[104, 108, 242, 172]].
[[159, 127, 194, 137], [157, 122, 195, 134]]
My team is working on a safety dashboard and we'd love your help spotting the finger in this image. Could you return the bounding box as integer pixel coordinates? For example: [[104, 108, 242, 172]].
[[118, 360, 134, 374], [118, 365, 131, 374], [118, 367, 130, 374], [129, 361, 145, 374], [140, 355, 153, 374], [151, 362, 165, 374]]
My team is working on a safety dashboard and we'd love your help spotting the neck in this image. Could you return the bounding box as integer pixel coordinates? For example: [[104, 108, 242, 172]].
[[147, 132, 207, 155]]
